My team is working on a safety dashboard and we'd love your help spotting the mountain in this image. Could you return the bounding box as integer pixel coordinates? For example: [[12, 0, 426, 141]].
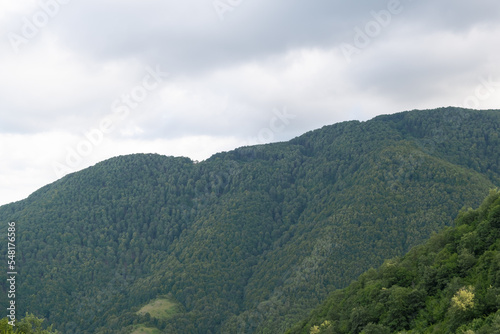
[[286, 190, 500, 334], [0, 107, 499, 333]]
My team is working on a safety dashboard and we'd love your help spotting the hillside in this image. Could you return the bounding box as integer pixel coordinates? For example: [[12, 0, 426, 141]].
[[0, 107, 499, 333], [286, 190, 500, 334]]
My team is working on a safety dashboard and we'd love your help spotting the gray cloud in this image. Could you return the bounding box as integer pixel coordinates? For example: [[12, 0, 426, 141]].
[[9, 2, 497, 69], [32, 1, 415, 72], [1, 0, 500, 205]]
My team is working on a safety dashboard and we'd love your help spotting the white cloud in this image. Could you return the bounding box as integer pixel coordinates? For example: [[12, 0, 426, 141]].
[[0, 36, 147, 133]]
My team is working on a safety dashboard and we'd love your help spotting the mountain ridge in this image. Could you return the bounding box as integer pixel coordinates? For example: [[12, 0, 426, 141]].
[[1, 107, 499, 333]]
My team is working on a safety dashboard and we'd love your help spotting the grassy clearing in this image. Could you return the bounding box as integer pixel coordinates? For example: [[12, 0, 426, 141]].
[[136, 297, 180, 320]]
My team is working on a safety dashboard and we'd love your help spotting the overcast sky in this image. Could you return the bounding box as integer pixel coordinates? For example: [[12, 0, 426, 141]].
[[1, 0, 499, 205]]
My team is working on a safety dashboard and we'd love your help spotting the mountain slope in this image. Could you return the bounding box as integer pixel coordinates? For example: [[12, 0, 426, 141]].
[[0, 107, 499, 333], [286, 190, 500, 334]]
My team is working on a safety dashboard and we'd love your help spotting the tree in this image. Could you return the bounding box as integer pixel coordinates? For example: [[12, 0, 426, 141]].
[[0, 318, 15, 333], [0, 314, 58, 334]]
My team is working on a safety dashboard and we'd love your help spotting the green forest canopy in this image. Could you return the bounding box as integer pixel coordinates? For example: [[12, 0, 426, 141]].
[[286, 189, 500, 334], [0, 108, 499, 333]]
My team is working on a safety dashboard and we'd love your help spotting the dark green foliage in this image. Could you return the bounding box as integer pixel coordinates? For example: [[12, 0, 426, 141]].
[[0, 108, 499, 333], [360, 323, 390, 334], [286, 190, 500, 334]]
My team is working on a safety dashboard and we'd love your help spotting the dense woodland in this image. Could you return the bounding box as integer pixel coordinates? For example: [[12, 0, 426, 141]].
[[286, 190, 500, 334], [0, 108, 499, 333]]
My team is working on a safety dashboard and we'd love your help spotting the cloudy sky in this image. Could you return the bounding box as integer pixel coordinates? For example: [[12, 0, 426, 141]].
[[1, 0, 499, 205]]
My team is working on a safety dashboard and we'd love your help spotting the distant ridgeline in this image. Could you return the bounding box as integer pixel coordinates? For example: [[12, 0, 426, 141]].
[[286, 190, 500, 334], [0, 107, 499, 333]]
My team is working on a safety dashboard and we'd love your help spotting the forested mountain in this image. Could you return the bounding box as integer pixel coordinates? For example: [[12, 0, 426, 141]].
[[0, 107, 499, 333], [286, 190, 500, 334]]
